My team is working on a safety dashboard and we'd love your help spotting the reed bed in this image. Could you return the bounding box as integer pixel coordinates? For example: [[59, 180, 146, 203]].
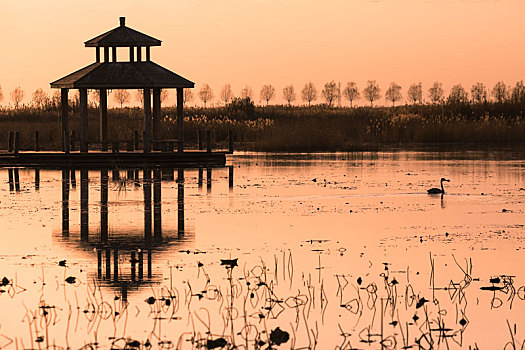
[[0, 102, 524, 151]]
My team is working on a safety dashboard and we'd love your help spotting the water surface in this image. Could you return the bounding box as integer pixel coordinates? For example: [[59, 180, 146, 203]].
[[0, 151, 524, 349]]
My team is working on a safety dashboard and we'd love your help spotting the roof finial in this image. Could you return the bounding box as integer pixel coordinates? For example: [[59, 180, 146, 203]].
[[120, 17, 126, 26]]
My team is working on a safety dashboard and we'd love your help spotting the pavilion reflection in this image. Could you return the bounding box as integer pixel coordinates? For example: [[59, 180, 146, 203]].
[[52, 165, 234, 299]]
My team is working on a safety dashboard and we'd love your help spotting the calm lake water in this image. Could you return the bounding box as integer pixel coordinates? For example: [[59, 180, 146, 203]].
[[0, 151, 524, 349]]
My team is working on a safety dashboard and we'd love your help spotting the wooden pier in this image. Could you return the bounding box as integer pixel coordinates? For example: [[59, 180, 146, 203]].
[[0, 150, 226, 167]]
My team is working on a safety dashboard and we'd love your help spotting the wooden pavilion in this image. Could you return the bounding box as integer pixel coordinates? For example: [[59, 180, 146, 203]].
[[50, 17, 193, 154]]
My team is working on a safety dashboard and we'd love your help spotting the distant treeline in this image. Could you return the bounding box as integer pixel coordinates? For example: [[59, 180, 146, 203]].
[[0, 95, 524, 151], [1, 80, 525, 109]]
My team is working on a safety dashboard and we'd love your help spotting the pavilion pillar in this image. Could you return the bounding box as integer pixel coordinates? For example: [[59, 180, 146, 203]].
[[99, 89, 108, 150], [176, 88, 184, 152], [143, 88, 152, 153], [112, 47, 117, 62], [129, 47, 135, 62], [152, 88, 161, 149], [61, 89, 69, 152], [79, 88, 88, 153]]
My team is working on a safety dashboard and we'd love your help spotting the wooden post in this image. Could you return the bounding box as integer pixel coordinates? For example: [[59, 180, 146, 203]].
[[153, 169, 162, 240], [99, 89, 108, 151], [147, 249, 152, 278], [229, 165, 234, 189], [101, 169, 108, 243], [96, 47, 100, 62], [8, 169, 14, 191], [113, 248, 119, 282], [138, 250, 143, 280], [177, 88, 184, 152], [131, 251, 136, 281], [14, 132, 20, 154], [105, 248, 111, 279], [97, 249, 102, 278], [198, 168, 203, 188], [206, 129, 212, 153], [206, 168, 212, 193], [228, 130, 234, 153], [146, 47, 151, 61], [14, 168, 20, 191], [79, 88, 88, 153], [134, 130, 139, 150], [103, 47, 109, 62], [143, 169, 152, 243], [177, 168, 184, 235], [129, 46, 135, 62], [198, 129, 203, 150], [8, 131, 13, 152], [112, 47, 117, 62], [61, 169, 69, 236], [64, 132, 70, 154], [152, 88, 161, 150], [61, 88, 69, 152], [70, 131, 76, 152], [34, 131, 39, 151], [137, 46, 142, 61], [80, 169, 88, 240], [35, 168, 40, 191], [143, 88, 151, 153]]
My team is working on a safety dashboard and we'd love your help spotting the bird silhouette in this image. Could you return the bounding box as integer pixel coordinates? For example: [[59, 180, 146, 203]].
[[427, 178, 450, 194]]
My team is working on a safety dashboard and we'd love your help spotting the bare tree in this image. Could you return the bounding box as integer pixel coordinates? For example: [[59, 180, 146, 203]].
[[10, 87, 24, 109], [322, 81, 338, 107], [240, 86, 253, 99], [32, 88, 48, 109], [342, 82, 360, 107], [492, 81, 509, 103], [407, 83, 423, 104], [428, 82, 444, 104], [282, 85, 296, 106], [301, 82, 317, 106], [160, 90, 169, 104], [260, 85, 275, 105], [220, 84, 233, 104], [113, 89, 130, 108], [511, 81, 525, 104], [135, 90, 144, 104], [51, 90, 61, 109], [470, 82, 488, 103], [447, 84, 469, 104], [183, 89, 194, 105], [385, 82, 402, 106], [363, 80, 381, 107], [198, 84, 213, 107]]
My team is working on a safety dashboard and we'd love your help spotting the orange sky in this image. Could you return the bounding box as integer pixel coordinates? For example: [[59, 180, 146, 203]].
[[0, 0, 524, 106]]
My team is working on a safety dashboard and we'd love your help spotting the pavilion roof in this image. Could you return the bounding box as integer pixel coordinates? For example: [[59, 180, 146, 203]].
[[84, 18, 161, 47], [50, 62, 194, 89]]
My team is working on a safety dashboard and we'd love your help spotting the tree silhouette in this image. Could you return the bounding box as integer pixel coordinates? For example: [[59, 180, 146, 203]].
[[322, 81, 338, 107], [301, 82, 317, 106], [260, 85, 275, 105], [113, 89, 130, 108], [511, 81, 525, 104], [282, 85, 296, 106], [407, 83, 423, 104], [385, 82, 402, 106], [32, 88, 48, 110], [161, 90, 169, 104], [198, 84, 213, 107], [491, 82, 509, 103], [135, 89, 144, 104], [470, 82, 488, 103], [342, 82, 360, 107], [10, 87, 24, 109], [363, 80, 380, 107], [240, 86, 253, 99], [220, 84, 233, 105], [183, 89, 194, 105], [0, 86, 4, 105], [428, 82, 444, 104], [447, 84, 469, 104]]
